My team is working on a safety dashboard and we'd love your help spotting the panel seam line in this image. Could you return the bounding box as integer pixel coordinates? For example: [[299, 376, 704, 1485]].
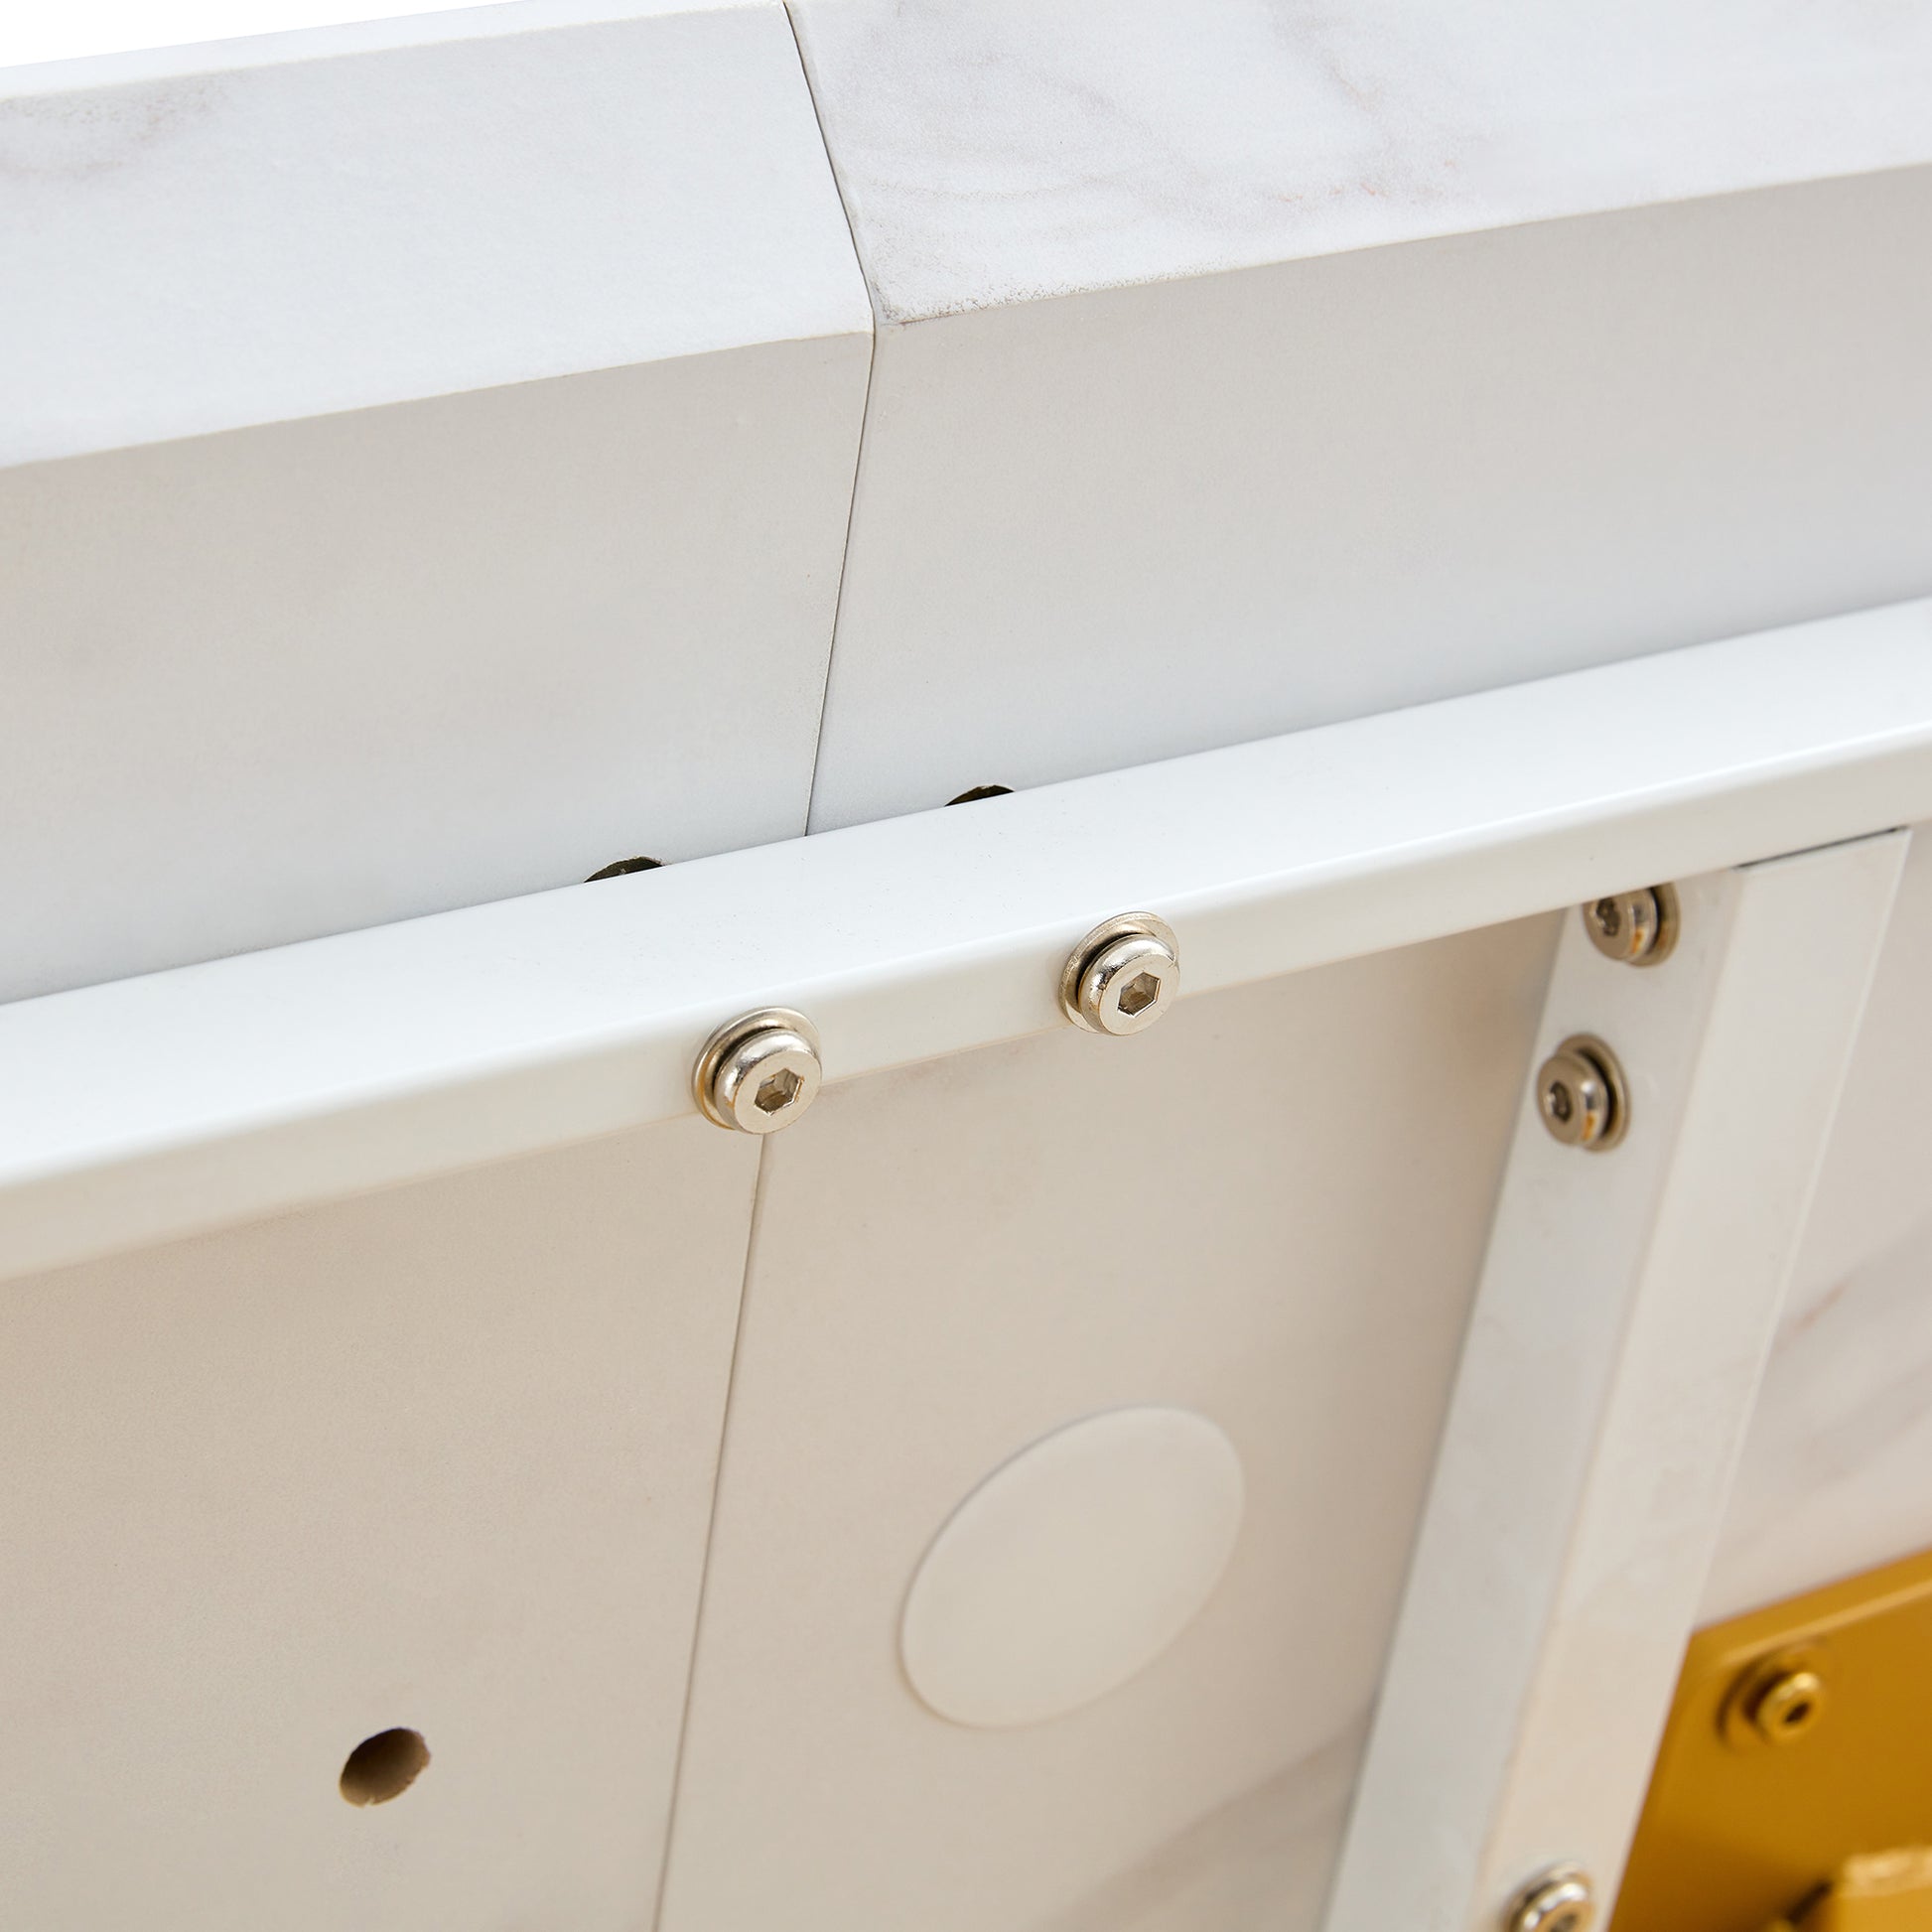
[[786, 0, 881, 833]]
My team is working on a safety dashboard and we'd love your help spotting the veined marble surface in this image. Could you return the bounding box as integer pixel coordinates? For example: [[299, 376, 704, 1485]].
[[0, 2, 865, 464], [1706, 828, 1932, 1620], [792, 0, 1932, 322]]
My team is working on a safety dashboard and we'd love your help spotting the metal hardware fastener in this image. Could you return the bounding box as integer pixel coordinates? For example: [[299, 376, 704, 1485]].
[[1059, 914, 1179, 1035], [1506, 1865, 1596, 1932], [1750, 1666, 1828, 1744], [693, 1008, 822, 1134], [1583, 885, 1679, 966], [1535, 1035, 1629, 1151], [1724, 1649, 1830, 1749]]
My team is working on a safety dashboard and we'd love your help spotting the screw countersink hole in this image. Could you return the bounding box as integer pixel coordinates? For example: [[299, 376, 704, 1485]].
[[340, 1727, 430, 1806], [755, 1067, 802, 1114]]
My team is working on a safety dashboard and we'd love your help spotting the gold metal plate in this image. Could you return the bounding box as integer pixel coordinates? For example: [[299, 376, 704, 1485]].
[[1614, 1547, 1932, 1932]]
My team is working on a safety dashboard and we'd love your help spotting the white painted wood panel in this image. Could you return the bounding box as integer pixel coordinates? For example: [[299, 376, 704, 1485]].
[[0, 1116, 758, 1932], [0, 4, 871, 1000], [656, 918, 1555, 1931]]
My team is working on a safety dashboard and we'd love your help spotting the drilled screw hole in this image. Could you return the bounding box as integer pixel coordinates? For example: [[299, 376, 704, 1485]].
[[340, 1727, 430, 1806], [1117, 971, 1162, 1017]]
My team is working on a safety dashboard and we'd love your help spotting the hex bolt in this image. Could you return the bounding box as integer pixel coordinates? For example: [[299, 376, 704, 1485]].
[[1506, 1865, 1596, 1932], [1583, 885, 1679, 966], [1535, 1035, 1629, 1152], [693, 1008, 822, 1134], [1059, 914, 1179, 1035]]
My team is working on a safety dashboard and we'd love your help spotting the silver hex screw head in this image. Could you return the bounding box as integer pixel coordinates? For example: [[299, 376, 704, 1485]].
[[694, 1008, 822, 1134], [1059, 914, 1179, 1035], [1535, 1035, 1628, 1152], [1583, 884, 1679, 965], [1506, 1865, 1595, 1932]]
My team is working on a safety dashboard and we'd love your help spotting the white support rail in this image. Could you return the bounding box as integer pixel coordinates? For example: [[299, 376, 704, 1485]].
[[4, 599, 1932, 1285], [1323, 830, 1908, 1932]]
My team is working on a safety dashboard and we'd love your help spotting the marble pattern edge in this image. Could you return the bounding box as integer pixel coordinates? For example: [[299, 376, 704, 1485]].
[[790, 0, 1932, 324]]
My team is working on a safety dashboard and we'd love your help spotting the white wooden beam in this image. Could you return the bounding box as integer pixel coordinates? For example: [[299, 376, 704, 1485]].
[[1, 601, 1929, 1285], [1323, 828, 1909, 1932]]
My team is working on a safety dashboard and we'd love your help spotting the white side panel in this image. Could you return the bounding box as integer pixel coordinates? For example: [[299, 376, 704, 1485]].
[[0, 336, 868, 1001], [1706, 827, 1932, 1617], [657, 917, 1555, 1931], [806, 168, 1932, 828], [1326, 834, 1907, 1932], [0, 1117, 759, 1932], [0, 4, 872, 1000]]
